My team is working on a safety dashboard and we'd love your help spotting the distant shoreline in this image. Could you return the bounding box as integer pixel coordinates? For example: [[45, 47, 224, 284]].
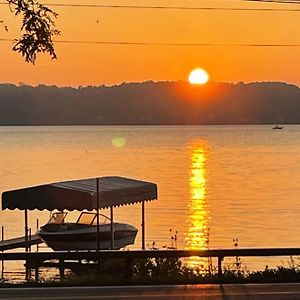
[[1, 81, 299, 125], [11, 123, 292, 127]]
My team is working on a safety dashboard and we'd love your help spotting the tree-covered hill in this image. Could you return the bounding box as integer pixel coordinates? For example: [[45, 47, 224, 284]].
[[0, 81, 299, 125]]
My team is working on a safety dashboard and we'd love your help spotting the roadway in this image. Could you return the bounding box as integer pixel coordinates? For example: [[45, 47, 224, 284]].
[[1, 284, 300, 299]]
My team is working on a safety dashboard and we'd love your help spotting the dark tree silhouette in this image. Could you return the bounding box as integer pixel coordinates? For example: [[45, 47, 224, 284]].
[[0, 81, 299, 125], [4, 0, 60, 63]]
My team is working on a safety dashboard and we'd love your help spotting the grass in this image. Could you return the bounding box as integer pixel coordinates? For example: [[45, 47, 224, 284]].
[[2, 256, 298, 287], [2, 238, 300, 286]]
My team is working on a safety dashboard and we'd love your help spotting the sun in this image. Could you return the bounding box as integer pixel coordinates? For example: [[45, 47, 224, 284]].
[[188, 68, 209, 85]]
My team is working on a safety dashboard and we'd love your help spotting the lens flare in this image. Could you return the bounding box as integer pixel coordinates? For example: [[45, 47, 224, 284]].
[[112, 136, 127, 148]]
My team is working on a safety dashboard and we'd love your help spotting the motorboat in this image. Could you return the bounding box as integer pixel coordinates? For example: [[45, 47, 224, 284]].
[[2, 176, 157, 252], [37, 211, 138, 251], [272, 125, 283, 130]]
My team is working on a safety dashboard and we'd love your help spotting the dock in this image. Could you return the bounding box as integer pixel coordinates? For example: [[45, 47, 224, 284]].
[[1, 247, 300, 283], [0, 234, 42, 251]]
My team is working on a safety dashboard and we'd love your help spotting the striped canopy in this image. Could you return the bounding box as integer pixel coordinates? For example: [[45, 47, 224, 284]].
[[1, 176, 157, 211]]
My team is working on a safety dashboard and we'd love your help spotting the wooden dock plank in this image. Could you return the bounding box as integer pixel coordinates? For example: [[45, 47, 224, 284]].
[[0, 234, 42, 251]]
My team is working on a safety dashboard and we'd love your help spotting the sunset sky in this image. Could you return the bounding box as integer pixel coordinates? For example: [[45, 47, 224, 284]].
[[1, 0, 300, 87]]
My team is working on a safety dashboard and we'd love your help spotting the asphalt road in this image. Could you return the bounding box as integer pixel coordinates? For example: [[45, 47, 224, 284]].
[[1, 284, 300, 299]]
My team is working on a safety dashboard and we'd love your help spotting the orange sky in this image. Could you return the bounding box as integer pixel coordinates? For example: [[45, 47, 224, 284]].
[[1, 0, 300, 87]]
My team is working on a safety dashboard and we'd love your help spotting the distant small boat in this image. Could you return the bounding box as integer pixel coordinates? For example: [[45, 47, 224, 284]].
[[273, 125, 283, 130]]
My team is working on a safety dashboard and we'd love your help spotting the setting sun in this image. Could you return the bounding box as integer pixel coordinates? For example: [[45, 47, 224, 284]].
[[188, 68, 209, 85]]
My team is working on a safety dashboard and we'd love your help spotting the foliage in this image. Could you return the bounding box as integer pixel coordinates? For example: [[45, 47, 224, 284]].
[[5, 0, 60, 63], [4, 257, 300, 286], [248, 266, 300, 283], [1, 82, 300, 125], [132, 257, 183, 281]]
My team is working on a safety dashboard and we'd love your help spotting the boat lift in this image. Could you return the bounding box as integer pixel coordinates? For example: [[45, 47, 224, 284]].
[[1, 176, 158, 252]]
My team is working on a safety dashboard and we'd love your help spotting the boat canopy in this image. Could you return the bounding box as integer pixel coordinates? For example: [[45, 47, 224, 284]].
[[1, 176, 157, 211]]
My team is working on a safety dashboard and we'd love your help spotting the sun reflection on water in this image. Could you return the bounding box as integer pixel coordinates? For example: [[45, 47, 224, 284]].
[[186, 145, 209, 269]]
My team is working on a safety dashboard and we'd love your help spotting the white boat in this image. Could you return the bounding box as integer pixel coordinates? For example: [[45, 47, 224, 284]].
[[273, 125, 283, 130], [37, 211, 138, 251], [2, 176, 157, 251]]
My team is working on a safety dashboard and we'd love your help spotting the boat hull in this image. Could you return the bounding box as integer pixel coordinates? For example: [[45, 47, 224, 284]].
[[37, 223, 138, 251]]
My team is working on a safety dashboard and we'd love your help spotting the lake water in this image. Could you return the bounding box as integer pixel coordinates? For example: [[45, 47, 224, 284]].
[[1, 125, 300, 277]]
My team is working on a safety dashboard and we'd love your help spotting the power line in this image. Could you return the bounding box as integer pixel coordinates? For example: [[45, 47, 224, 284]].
[[38, 2, 300, 11], [1, 38, 300, 47], [1, 2, 300, 12], [241, 0, 300, 4]]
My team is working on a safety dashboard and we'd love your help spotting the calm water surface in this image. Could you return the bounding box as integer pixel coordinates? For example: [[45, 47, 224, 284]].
[[1, 125, 300, 275]]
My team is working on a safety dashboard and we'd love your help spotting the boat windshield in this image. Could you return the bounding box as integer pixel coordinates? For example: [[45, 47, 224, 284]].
[[76, 212, 110, 225], [48, 212, 68, 224]]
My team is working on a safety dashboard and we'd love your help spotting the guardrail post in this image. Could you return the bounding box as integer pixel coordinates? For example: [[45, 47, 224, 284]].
[[218, 256, 224, 276]]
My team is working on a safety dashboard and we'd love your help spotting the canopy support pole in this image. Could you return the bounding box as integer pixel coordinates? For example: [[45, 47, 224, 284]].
[[110, 206, 114, 250], [24, 209, 29, 281], [96, 178, 100, 272], [24, 209, 28, 252], [142, 201, 145, 250]]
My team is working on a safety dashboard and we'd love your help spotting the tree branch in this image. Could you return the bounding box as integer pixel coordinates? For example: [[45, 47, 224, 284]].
[[7, 0, 60, 64]]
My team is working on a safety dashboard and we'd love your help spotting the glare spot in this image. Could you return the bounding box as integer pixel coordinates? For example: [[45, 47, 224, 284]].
[[112, 136, 127, 148]]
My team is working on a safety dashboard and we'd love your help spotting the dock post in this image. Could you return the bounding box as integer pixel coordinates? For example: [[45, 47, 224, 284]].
[[110, 206, 114, 250], [1, 226, 4, 279], [142, 201, 145, 250], [34, 260, 39, 283], [25, 260, 31, 282], [218, 256, 224, 276], [59, 259, 65, 281]]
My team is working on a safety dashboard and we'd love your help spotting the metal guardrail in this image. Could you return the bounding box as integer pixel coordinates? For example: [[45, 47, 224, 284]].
[[1, 247, 300, 282], [2, 247, 300, 260]]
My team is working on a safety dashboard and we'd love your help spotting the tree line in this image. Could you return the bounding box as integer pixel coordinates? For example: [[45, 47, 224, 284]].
[[0, 81, 299, 125]]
